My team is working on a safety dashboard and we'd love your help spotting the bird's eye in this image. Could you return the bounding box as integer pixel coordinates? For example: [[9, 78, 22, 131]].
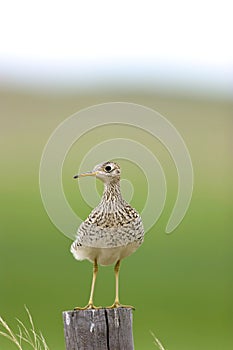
[[105, 165, 112, 172]]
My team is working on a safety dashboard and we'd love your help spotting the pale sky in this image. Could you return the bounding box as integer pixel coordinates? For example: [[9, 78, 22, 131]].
[[0, 0, 232, 96]]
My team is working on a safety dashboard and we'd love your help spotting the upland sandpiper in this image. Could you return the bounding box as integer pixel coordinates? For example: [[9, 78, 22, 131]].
[[71, 161, 144, 309]]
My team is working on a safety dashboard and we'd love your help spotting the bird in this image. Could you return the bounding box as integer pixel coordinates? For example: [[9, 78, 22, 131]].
[[71, 161, 144, 310]]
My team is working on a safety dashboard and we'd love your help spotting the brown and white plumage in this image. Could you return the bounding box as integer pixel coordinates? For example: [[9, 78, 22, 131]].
[[71, 161, 144, 309]]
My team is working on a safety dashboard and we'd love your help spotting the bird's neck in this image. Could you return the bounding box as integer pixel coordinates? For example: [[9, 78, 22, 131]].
[[101, 180, 124, 204]]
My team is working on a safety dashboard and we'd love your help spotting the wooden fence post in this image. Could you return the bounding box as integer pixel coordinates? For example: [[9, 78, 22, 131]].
[[63, 308, 134, 350]]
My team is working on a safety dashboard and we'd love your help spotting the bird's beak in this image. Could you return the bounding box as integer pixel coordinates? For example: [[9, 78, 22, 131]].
[[73, 171, 98, 179]]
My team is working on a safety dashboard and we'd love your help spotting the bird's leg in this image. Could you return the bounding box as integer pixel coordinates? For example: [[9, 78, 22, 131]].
[[114, 259, 121, 307], [74, 259, 101, 310], [107, 260, 134, 309], [88, 258, 98, 307]]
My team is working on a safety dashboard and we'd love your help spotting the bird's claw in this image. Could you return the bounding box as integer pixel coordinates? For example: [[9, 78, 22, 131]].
[[74, 303, 102, 310], [106, 302, 135, 310]]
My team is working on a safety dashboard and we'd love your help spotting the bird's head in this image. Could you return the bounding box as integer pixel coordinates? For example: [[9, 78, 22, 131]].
[[73, 161, 121, 184]]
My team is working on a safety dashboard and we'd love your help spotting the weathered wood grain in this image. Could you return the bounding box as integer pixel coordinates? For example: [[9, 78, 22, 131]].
[[63, 308, 134, 350]]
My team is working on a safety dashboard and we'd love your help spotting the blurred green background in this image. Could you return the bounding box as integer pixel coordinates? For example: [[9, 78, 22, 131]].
[[0, 89, 232, 350], [0, 2, 232, 348]]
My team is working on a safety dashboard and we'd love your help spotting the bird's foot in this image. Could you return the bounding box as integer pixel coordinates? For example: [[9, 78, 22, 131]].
[[106, 301, 135, 310], [74, 303, 102, 310]]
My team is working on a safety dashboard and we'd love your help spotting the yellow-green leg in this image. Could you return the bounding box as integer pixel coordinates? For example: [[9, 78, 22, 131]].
[[74, 259, 101, 310], [107, 260, 134, 309]]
